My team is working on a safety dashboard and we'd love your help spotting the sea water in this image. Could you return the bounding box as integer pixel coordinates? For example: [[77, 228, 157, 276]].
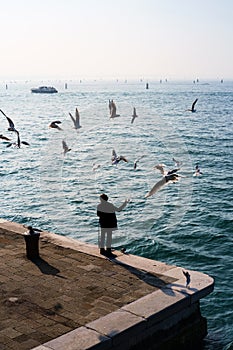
[[0, 79, 232, 349]]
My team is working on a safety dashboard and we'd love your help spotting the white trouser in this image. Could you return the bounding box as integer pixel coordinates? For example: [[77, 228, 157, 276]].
[[100, 228, 113, 249]]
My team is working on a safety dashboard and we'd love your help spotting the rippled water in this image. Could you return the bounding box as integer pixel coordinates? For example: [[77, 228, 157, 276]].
[[0, 79, 232, 349]]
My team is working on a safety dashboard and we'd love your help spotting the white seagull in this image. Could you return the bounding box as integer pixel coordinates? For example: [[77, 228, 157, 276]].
[[193, 163, 203, 176], [6, 130, 29, 148], [69, 108, 82, 129], [145, 173, 180, 198], [62, 140, 71, 155], [154, 163, 180, 176], [92, 163, 101, 171], [111, 149, 128, 165], [131, 107, 138, 124], [110, 100, 120, 118], [172, 157, 183, 168], [134, 155, 145, 170]]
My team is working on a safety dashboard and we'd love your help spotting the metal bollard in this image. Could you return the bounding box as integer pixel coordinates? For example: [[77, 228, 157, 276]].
[[23, 226, 40, 259]]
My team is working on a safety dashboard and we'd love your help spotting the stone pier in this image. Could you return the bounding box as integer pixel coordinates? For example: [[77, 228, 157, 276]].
[[0, 219, 214, 350]]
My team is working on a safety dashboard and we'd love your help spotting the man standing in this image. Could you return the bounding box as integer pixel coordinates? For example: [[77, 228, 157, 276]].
[[97, 194, 129, 257]]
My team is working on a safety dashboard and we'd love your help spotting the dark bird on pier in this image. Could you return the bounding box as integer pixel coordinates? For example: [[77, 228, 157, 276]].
[[182, 270, 191, 288]]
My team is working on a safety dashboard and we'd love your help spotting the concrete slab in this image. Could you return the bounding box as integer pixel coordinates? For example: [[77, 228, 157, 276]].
[[86, 310, 146, 347], [43, 327, 111, 350], [122, 288, 190, 327], [0, 219, 214, 350]]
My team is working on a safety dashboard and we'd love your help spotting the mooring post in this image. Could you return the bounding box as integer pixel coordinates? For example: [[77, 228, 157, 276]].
[[23, 226, 40, 259]]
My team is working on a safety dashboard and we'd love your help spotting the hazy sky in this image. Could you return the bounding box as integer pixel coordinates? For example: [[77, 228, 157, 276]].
[[0, 0, 232, 80]]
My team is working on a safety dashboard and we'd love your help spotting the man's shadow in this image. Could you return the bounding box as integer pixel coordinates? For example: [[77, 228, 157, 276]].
[[30, 257, 67, 279], [110, 256, 176, 295]]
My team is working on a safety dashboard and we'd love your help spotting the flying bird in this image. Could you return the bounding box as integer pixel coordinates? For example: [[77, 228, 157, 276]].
[[109, 100, 120, 118], [131, 107, 138, 124], [49, 121, 62, 130], [0, 134, 11, 141], [0, 109, 18, 132], [154, 163, 180, 176], [62, 140, 71, 155], [111, 149, 128, 165], [69, 108, 82, 129], [188, 98, 198, 112], [92, 163, 101, 171], [182, 270, 191, 288], [145, 173, 180, 198], [133, 155, 145, 170], [108, 99, 113, 115], [172, 157, 183, 168], [6, 130, 29, 148], [193, 163, 203, 176]]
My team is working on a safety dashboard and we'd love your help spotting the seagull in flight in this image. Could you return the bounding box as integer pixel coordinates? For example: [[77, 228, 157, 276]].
[[154, 163, 180, 176], [0, 134, 11, 141], [92, 163, 101, 171], [6, 130, 29, 148], [62, 140, 71, 155], [145, 173, 180, 198], [111, 149, 128, 165], [109, 100, 120, 118], [0, 109, 18, 132], [131, 107, 138, 124], [69, 108, 82, 129], [182, 270, 191, 288], [193, 163, 203, 176], [188, 98, 198, 112], [49, 120, 62, 130], [134, 155, 145, 170], [172, 157, 183, 168]]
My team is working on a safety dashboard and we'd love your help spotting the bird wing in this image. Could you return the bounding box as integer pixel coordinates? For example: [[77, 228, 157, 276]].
[[62, 140, 70, 153], [167, 168, 180, 175], [145, 177, 167, 198], [111, 149, 117, 161], [172, 157, 182, 167], [0, 109, 15, 129], [21, 141, 30, 146], [154, 164, 167, 175], [119, 155, 128, 162], [75, 108, 81, 127], [191, 98, 198, 110], [0, 134, 11, 141], [110, 102, 117, 117], [69, 112, 76, 126], [16, 131, 20, 147]]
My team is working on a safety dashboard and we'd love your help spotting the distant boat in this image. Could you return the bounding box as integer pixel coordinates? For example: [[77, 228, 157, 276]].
[[31, 86, 58, 94]]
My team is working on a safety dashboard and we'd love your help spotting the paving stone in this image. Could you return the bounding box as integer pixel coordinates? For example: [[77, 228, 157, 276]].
[[0, 220, 214, 350]]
